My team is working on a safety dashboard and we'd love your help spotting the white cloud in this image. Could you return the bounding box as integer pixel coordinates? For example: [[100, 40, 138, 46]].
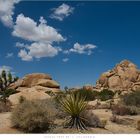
[[6, 52, 14, 58], [18, 49, 33, 61], [18, 42, 61, 61], [16, 42, 27, 48], [69, 42, 97, 55], [0, 0, 20, 27], [28, 42, 59, 58], [62, 58, 69, 62], [0, 65, 12, 74], [50, 3, 74, 21], [13, 14, 66, 61], [12, 14, 65, 43]]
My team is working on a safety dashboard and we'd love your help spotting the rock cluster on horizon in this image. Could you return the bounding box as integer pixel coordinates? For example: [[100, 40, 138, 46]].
[[95, 60, 140, 94]]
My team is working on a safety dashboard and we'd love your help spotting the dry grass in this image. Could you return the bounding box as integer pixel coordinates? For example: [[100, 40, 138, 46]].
[[81, 110, 100, 127], [11, 99, 57, 133], [111, 104, 138, 116]]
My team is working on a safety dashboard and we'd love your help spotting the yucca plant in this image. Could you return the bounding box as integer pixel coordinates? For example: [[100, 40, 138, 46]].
[[60, 93, 88, 130]]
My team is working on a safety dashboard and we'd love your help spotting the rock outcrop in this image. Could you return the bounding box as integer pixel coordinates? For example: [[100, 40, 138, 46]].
[[95, 60, 140, 94], [9, 73, 61, 105]]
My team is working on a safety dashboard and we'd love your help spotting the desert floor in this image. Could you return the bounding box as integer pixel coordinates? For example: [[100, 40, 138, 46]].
[[0, 109, 140, 134]]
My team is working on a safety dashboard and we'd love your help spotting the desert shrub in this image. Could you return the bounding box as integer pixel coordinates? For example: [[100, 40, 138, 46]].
[[60, 93, 88, 130], [122, 91, 140, 107], [129, 106, 140, 115], [55, 88, 98, 102], [48, 92, 70, 119], [18, 96, 26, 104], [111, 104, 138, 116], [11, 99, 57, 133], [97, 89, 115, 101], [81, 110, 100, 127], [0, 100, 12, 113], [110, 114, 117, 122], [98, 119, 107, 128], [110, 114, 121, 123], [110, 114, 134, 125], [53, 91, 67, 104], [72, 88, 99, 101]]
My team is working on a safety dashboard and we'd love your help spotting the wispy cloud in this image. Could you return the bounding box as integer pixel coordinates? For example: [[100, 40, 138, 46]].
[[6, 52, 14, 58], [0, 0, 20, 27], [64, 42, 97, 55], [16, 42, 27, 48], [62, 58, 69, 62], [50, 3, 74, 21]]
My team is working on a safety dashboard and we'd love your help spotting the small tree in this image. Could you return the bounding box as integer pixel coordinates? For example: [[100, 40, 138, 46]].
[[0, 70, 18, 104]]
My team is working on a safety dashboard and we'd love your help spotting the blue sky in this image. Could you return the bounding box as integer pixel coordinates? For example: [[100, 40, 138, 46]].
[[0, 1, 140, 88]]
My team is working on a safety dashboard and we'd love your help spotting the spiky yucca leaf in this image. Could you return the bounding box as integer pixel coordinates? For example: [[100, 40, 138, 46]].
[[60, 93, 88, 130]]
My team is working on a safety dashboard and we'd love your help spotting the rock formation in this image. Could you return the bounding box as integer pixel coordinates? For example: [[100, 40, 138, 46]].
[[9, 73, 61, 105], [95, 60, 140, 94]]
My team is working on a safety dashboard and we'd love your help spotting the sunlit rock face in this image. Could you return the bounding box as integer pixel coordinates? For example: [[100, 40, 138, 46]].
[[96, 60, 140, 94]]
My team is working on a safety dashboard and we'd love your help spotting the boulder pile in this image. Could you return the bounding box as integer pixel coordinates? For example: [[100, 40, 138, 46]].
[[95, 60, 140, 94], [9, 73, 61, 105]]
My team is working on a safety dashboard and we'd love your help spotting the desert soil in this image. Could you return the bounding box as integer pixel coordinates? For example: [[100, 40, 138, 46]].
[[0, 109, 140, 134], [0, 112, 21, 134]]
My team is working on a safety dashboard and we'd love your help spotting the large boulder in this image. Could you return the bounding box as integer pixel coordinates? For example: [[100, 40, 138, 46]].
[[108, 76, 122, 91], [37, 79, 60, 88], [21, 73, 52, 87], [9, 86, 51, 105], [10, 73, 60, 89], [9, 73, 61, 105], [96, 60, 140, 94], [98, 73, 108, 87]]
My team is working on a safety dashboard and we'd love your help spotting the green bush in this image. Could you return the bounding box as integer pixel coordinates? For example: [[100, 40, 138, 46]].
[[11, 99, 57, 133], [97, 89, 115, 101], [122, 90, 140, 107], [72, 88, 99, 101]]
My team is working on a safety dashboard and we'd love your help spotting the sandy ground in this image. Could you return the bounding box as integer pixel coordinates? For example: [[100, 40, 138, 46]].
[[91, 109, 140, 134], [0, 112, 21, 134], [0, 110, 140, 134]]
